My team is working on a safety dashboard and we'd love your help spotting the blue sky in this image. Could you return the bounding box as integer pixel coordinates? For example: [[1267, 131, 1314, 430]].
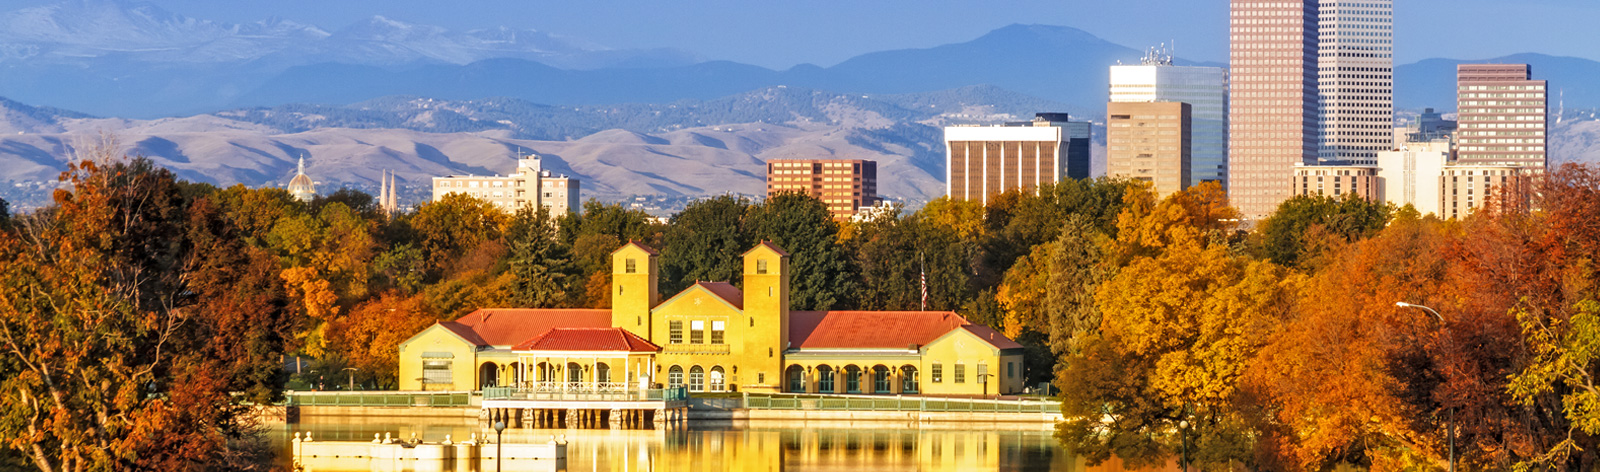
[[23, 0, 1600, 68]]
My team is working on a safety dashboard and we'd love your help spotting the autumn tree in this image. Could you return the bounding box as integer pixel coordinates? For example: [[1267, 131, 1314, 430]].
[[0, 157, 273, 471], [184, 196, 300, 403], [327, 292, 443, 388], [410, 192, 508, 279], [746, 192, 857, 310], [1059, 237, 1299, 470]]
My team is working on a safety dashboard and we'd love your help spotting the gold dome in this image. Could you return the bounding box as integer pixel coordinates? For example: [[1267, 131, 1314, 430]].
[[288, 157, 316, 201]]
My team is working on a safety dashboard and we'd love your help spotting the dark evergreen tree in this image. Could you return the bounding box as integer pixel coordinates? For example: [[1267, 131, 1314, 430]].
[[660, 195, 752, 294], [746, 192, 857, 310]]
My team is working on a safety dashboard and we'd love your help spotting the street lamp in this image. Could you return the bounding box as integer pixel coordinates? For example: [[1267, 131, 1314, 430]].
[[1397, 301, 1455, 472], [342, 367, 359, 391], [1179, 419, 1189, 472], [493, 420, 506, 472]]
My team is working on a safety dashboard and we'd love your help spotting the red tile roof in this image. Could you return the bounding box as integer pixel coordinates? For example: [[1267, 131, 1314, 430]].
[[613, 240, 659, 255], [443, 308, 613, 347], [958, 324, 1025, 350], [788, 311, 976, 349], [693, 282, 744, 309], [743, 241, 790, 257], [511, 328, 661, 352]]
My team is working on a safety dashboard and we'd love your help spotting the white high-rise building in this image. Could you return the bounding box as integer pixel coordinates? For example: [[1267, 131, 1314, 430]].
[[1317, 0, 1394, 165], [1111, 49, 1229, 188]]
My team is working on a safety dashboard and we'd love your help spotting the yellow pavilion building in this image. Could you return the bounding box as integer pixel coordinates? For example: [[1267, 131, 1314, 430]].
[[398, 241, 1025, 396]]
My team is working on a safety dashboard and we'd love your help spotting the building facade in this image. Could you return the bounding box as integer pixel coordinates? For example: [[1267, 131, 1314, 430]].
[[1292, 163, 1378, 201], [1440, 165, 1533, 220], [1316, 0, 1394, 165], [1111, 53, 1229, 188], [945, 113, 1091, 205], [1376, 143, 1449, 216], [1456, 64, 1547, 168], [1229, 0, 1321, 219], [766, 159, 879, 220], [540, 174, 581, 215], [399, 242, 1025, 396], [1107, 101, 1192, 198], [431, 154, 583, 214]]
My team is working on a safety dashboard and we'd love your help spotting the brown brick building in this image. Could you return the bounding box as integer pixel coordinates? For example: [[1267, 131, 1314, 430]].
[[1456, 64, 1547, 168], [765, 159, 878, 220]]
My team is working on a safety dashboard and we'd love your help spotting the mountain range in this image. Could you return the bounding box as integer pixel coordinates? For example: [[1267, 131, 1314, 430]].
[[3, 0, 1600, 213], [0, 85, 1091, 210]]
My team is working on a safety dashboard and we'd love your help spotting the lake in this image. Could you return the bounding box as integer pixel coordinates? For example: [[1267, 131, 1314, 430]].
[[274, 417, 1175, 471]]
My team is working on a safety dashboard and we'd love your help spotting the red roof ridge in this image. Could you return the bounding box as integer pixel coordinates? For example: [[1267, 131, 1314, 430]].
[[743, 240, 791, 257]]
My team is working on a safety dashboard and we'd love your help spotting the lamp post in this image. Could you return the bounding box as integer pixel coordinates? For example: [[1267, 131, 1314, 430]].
[[493, 420, 506, 472], [1179, 419, 1189, 472], [342, 367, 358, 391], [1397, 301, 1455, 472]]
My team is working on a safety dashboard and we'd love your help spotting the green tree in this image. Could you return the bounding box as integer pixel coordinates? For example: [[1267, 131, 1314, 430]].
[[660, 195, 752, 294], [558, 200, 662, 307], [505, 206, 578, 308], [850, 206, 970, 311], [746, 192, 858, 310], [1254, 194, 1392, 267]]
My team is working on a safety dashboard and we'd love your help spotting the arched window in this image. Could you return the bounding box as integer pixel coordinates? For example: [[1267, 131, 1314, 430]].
[[567, 362, 583, 384], [710, 366, 726, 392], [596, 362, 611, 385], [479, 363, 499, 389], [534, 362, 548, 383], [901, 365, 919, 394], [816, 365, 835, 393], [668, 366, 684, 389], [872, 365, 891, 394], [845, 366, 862, 394], [689, 366, 706, 392], [786, 365, 806, 393]]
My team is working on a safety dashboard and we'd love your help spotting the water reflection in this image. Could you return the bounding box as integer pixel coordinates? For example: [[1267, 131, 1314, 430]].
[[275, 418, 1172, 471]]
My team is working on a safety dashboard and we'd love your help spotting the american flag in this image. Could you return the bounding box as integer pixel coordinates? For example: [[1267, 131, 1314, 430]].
[[920, 268, 928, 311]]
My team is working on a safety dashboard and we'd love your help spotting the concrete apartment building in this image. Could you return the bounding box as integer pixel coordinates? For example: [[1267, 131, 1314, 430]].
[[1317, 0, 1394, 165], [1110, 52, 1229, 188], [766, 159, 878, 220], [431, 154, 582, 214], [1375, 140, 1450, 216], [1107, 101, 1192, 198], [945, 113, 1091, 205], [1292, 163, 1378, 200], [1229, 0, 1320, 219], [1456, 64, 1547, 168]]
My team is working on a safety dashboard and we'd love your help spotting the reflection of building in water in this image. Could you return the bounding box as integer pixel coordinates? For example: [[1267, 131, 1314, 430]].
[[279, 421, 1183, 472]]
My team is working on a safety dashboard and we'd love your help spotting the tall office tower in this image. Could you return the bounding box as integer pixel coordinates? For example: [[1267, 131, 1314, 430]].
[[1456, 64, 1547, 168], [766, 159, 878, 220], [1110, 48, 1229, 188], [1107, 101, 1192, 198], [945, 113, 1091, 205], [1317, 0, 1394, 165], [1229, 0, 1320, 219]]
